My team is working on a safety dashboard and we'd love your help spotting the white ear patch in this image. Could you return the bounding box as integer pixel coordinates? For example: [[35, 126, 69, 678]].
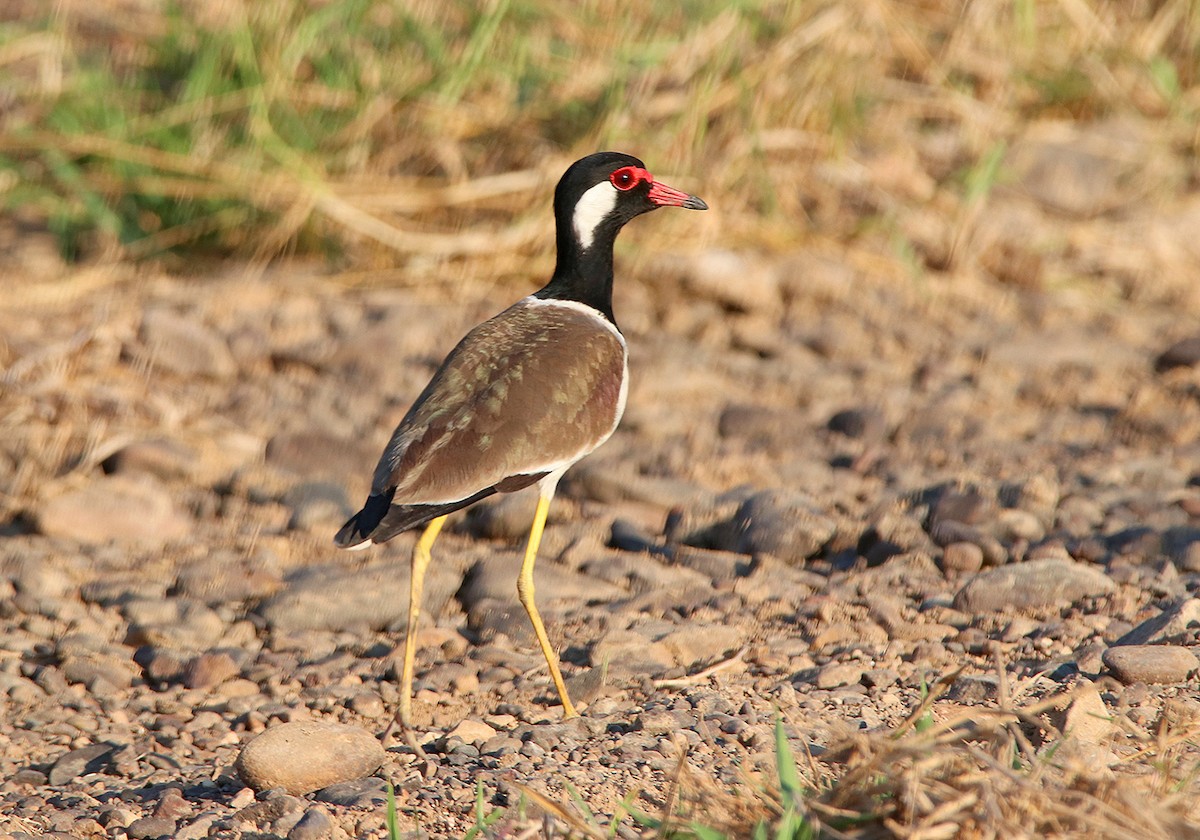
[[572, 180, 618, 251]]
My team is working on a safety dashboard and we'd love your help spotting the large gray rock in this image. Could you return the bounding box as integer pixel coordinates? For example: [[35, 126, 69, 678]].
[[38, 474, 192, 545], [726, 489, 836, 563], [1116, 598, 1200, 646], [457, 554, 624, 610], [1102, 645, 1199, 685], [953, 558, 1114, 613], [257, 561, 461, 633], [48, 742, 116, 785]]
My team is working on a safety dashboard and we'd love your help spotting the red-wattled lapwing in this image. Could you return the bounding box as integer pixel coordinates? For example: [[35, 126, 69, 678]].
[[335, 151, 706, 747]]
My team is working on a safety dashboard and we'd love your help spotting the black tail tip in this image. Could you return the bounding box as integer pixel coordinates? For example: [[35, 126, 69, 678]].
[[333, 490, 393, 549], [333, 514, 367, 549]]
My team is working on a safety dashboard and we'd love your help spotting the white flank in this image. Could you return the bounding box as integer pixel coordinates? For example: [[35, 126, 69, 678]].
[[572, 181, 618, 251]]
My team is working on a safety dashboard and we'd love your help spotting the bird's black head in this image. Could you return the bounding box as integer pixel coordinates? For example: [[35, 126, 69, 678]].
[[540, 151, 707, 323], [553, 151, 708, 255]]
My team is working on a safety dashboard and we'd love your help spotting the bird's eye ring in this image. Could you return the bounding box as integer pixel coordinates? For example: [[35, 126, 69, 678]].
[[610, 166, 649, 191]]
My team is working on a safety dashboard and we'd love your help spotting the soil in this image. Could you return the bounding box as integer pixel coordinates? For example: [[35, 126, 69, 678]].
[[2, 117, 1200, 838]]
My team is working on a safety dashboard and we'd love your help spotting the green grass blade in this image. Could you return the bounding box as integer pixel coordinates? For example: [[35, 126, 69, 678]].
[[386, 781, 400, 840], [774, 718, 804, 811]]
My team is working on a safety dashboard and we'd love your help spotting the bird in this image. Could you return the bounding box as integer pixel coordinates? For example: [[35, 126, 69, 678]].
[[334, 151, 707, 747]]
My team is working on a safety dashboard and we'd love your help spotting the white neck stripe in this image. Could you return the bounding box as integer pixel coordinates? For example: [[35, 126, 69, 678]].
[[572, 181, 618, 251]]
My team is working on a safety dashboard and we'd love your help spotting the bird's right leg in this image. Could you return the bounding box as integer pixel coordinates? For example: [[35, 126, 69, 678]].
[[389, 514, 446, 754]]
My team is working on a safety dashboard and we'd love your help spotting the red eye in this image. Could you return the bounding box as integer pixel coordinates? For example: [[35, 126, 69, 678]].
[[610, 166, 647, 191]]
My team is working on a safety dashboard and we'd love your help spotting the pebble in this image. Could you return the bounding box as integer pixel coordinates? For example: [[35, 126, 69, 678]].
[[862, 668, 899, 688], [288, 808, 334, 840], [140, 308, 236, 378], [826, 406, 885, 440], [480, 735, 522, 757], [153, 787, 189, 820], [670, 546, 749, 583], [265, 432, 376, 481], [727, 489, 837, 562], [126, 600, 227, 649], [283, 481, 354, 532], [1155, 335, 1200, 372], [125, 816, 176, 839], [947, 675, 1000, 703], [183, 652, 240, 689], [60, 653, 136, 693], [37, 474, 192, 544], [941, 541, 984, 574], [635, 709, 683, 736], [994, 509, 1045, 543], [257, 561, 459, 633], [1007, 118, 1151, 217], [1102, 645, 1199, 685], [862, 510, 933, 564], [931, 489, 993, 527], [174, 558, 281, 605], [718, 404, 807, 447], [446, 718, 497, 744], [1045, 680, 1117, 767], [1056, 680, 1116, 744], [656, 624, 745, 670], [563, 465, 710, 509], [1007, 473, 1061, 522], [234, 721, 385, 795], [312, 777, 389, 808], [928, 520, 1006, 565], [102, 438, 197, 481], [465, 490, 542, 540], [176, 813, 220, 840], [458, 554, 624, 610], [590, 629, 675, 675], [952, 558, 1115, 612], [48, 743, 115, 785], [1115, 598, 1200, 646], [815, 663, 863, 689]]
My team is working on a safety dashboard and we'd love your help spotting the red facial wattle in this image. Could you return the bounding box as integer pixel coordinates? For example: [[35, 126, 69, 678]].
[[608, 165, 708, 210]]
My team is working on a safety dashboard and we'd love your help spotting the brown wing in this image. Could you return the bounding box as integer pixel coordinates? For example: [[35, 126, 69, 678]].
[[372, 297, 626, 505]]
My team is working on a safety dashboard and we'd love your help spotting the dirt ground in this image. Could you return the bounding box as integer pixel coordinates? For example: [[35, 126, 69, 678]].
[[2, 116, 1200, 838]]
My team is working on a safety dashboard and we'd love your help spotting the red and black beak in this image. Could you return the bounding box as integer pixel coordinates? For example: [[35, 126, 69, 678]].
[[648, 180, 708, 210]]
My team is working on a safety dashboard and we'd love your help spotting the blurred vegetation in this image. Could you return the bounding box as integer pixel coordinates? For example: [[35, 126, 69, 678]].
[[0, 0, 1196, 266]]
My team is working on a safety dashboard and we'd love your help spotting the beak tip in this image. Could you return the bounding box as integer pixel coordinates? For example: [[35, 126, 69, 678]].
[[683, 196, 708, 211]]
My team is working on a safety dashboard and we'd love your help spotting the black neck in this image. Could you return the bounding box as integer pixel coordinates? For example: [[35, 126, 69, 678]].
[[535, 222, 620, 326]]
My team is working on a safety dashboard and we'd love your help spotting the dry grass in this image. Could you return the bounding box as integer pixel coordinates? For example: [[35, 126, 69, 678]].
[[2, 1, 1197, 282], [506, 671, 1200, 839]]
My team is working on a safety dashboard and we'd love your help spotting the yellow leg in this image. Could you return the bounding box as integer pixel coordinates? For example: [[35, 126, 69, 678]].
[[517, 494, 578, 718], [394, 515, 446, 750]]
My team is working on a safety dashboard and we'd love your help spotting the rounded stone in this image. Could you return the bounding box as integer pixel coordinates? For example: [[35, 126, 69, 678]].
[[183, 652, 239, 690], [952, 558, 1114, 612], [941, 541, 984, 574], [815, 662, 863, 690], [38, 474, 192, 545], [234, 721, 385, 795], [446, 718, 497, 744], [1102, 645, 1199, 685]]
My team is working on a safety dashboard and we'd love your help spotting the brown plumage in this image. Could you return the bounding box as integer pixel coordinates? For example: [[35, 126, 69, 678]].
[[335, 298, 626, 548]]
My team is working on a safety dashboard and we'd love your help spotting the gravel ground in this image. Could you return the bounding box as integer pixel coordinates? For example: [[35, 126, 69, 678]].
[[3, 118, 1200, 838]]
